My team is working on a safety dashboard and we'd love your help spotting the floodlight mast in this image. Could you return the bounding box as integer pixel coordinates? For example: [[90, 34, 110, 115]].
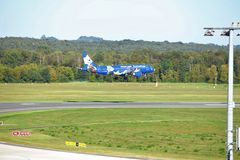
[[204, 22, 240, 160]]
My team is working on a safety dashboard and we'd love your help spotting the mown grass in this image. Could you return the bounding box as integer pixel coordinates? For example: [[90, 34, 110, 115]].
[[0, 108, 240, 160], [0, 82, 240, 102]]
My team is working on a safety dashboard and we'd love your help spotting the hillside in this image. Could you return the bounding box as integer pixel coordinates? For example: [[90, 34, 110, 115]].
[[0, 36, 226, 53]]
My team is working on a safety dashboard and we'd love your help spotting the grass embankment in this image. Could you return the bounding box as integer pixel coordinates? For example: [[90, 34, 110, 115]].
[[0, 108, 240, 160], [0, 82, 240, 102]]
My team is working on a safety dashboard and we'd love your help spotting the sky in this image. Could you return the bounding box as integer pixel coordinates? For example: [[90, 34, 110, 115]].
[[0, 0, 240, 45]]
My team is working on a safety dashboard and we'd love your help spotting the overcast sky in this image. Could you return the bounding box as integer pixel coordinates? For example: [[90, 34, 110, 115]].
[[0, 0, 239, 45]]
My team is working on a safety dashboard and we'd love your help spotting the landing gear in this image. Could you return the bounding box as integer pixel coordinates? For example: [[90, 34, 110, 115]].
[[123, 74, 128, 82], [143, 74, 147, 80]]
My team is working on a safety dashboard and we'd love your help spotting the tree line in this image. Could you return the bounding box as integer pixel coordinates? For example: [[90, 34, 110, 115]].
[[0, 46, 240, 83], [0, 37, 226, 53]]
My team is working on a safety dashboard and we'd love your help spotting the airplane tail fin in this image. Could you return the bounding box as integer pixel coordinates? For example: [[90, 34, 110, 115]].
[[81, 51, 98, 72]]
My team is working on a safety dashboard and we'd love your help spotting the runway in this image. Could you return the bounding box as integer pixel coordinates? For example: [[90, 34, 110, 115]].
[[0, 101, 239, 113], [0, 142, 140, 160]]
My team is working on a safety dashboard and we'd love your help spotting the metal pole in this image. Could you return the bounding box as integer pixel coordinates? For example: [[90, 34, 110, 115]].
[[227, 29, 234, 160], [204, 23, 240, 160]]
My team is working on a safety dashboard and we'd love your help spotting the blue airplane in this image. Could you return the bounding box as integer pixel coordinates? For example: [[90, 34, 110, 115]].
[[80, 51, 155, 78]]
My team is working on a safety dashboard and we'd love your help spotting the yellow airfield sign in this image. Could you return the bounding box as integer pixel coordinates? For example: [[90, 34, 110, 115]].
[[65, 141, 86, 148]]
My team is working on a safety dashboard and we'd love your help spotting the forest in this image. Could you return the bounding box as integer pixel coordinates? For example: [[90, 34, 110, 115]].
[[0, 36, 240, 83]]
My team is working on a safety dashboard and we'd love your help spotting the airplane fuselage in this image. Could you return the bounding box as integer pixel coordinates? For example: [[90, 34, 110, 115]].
[[95, 64, 154, 77]]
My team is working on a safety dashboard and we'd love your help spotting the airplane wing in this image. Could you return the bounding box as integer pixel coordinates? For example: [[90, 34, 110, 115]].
[[132, 68, 142, 77], [113, 67, 143, 77], [113, 70, 129, 76]]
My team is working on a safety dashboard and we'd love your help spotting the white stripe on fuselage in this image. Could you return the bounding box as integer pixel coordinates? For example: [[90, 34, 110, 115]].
[[117, 65, 146, 68]]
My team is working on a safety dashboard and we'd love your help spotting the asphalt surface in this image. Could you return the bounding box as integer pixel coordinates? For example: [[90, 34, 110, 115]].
[[0, 101, 239, 113], [0, 142, 140, 160]]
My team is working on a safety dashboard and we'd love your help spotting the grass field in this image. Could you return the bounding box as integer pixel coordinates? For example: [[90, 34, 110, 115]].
[[0, 108, 240, 160], [0, 82, 240, 102], [1, 82, 240, 159]]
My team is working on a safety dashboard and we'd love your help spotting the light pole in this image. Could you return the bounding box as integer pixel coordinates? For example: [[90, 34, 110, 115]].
[[204, 22, 240, 160]]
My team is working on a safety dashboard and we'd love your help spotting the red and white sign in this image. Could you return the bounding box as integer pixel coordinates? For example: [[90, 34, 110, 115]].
[[12, 131, 32, 136]]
